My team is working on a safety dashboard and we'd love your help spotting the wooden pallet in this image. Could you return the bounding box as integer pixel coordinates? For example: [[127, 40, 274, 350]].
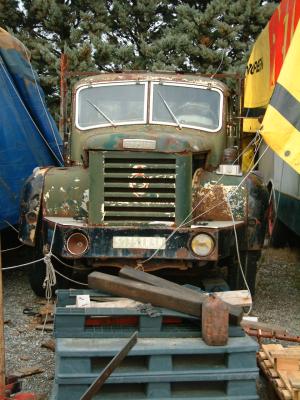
[[257, 343, 300, 400]]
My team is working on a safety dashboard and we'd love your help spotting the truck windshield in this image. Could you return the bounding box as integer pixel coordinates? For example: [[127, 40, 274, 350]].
[[150, 82, 222, 132], [76, 82, 147, 130]]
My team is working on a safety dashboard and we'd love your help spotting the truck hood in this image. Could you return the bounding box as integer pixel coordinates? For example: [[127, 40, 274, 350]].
[[82, 131, 213, 154]]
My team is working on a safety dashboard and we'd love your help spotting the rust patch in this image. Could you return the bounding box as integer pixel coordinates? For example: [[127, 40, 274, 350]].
[[176, 247, 190, 258], [193, 183, 246, 221]]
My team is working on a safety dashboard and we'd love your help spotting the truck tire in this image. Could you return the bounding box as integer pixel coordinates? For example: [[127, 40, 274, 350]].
[[227, 250, 261, 296], [269, 218, 289, 247], [28, 259, 48, 297], [28, 239, 71, 297], [268, 191, 288, 247]]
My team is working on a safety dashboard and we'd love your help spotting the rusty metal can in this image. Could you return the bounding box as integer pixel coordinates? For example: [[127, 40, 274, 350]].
[[202, 294, 229, 346]]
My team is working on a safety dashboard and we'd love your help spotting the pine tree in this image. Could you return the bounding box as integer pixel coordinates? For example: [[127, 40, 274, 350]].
[[92, 0, 180, 70], [0, 0, 24, 32], [13, 0, 110, 117], [0, 0, 279, 117], [0, 0, 23, 32], [155, 0, 277, 74]]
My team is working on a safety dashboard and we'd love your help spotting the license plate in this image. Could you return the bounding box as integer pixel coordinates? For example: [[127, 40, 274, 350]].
[[112, 236, 166, 250]]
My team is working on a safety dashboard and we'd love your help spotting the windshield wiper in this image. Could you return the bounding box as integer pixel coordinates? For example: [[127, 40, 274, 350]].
[[87, 100, 116, 127], [157, 90, 182, 129]]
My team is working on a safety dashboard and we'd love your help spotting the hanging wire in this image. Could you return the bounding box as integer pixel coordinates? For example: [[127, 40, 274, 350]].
[[1, 244, 24, 253], [43, 224, 57, 300], [1, 257, 44, 270], [141, 132, 263, 265], [2, 220, 18, 233], [210, 49, 226, 79], [53, 268, 88, 286], [225, 137, 265, 314]]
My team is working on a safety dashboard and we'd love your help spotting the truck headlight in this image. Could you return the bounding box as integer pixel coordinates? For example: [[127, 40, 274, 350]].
[[191, 233, 214, 257], [66, 231, 89, 256]]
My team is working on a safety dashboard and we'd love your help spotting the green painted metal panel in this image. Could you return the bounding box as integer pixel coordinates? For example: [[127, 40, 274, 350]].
[[89, 151, 104, 224], [87, 150, 192, 226], [102, 151, 176, 159], [175, 155, 192, 225]]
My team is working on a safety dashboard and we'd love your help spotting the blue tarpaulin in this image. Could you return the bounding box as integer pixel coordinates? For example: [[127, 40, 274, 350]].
[[0, 28, 63, 230]]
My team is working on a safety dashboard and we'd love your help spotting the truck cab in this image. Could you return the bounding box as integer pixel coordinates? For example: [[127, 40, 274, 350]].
[[19, 72, 268, 296]]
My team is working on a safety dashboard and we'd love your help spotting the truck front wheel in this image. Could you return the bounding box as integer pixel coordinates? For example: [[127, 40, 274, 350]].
[[28, 259, 49, 297], [28, 240, 71, 297], [227, 250, 261, 296]]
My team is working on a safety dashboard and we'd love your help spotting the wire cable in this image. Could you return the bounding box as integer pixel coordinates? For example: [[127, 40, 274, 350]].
[[1, 244, 24, 253], [141, 133, 264, 264], [2, 220, 18, 233]]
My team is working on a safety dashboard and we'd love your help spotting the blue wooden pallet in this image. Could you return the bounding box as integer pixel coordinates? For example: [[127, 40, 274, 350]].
[[51, 379, 259, 400], [52, 336, 259, 399], [54, 289, 244, 339]]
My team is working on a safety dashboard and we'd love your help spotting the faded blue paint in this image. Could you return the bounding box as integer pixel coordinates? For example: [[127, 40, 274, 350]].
[[0, 29, 63, 229]]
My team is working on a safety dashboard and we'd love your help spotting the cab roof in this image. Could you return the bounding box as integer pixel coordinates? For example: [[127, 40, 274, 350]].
[[74, 71, 229, 95]]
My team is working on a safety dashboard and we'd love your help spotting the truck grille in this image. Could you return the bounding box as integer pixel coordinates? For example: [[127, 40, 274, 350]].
[[103, 152, 176, 224]]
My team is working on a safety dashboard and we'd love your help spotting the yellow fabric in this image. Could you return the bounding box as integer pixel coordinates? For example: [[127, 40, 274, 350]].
[[241, 136, 255, 173], [244, 26, 271, 109], [261, 21, 300, 173], [243, 117, 262, 133]]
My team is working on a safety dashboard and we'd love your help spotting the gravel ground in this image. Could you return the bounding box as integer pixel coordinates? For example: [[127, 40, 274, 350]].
[[2, 245, 300, 399]]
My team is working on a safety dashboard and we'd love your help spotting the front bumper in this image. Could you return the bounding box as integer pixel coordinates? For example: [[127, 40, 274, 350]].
[[43, 217, 245, 261]]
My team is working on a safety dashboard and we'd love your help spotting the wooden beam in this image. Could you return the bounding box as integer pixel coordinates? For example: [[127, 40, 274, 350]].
[[240, 320, 288, 334], [88, 272, 203, 317], [119, 267, 197, 295], [119, 267, 250, 308]]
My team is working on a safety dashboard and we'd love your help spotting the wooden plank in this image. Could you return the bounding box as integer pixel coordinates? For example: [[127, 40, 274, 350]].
[[280, 389, 293, 400], [289, 373, 300, 400], [259, 351, 268, 360], [264, 359, 273, 369], [80, 331, 138, 400], [277, 370, 292, 391], [258, 357, 278, 379], [275, 379, 286, 389], [262, 343, 284, 365], [119, 266, 198, 295], [119, 267, 248, 309], [88, 272, 203, 317], [240, 320, 288, 334], [215, 290, 251, 307], [271, 350, 300, 359], [290, 372, 300, 389], [276, 357, 300, 372]]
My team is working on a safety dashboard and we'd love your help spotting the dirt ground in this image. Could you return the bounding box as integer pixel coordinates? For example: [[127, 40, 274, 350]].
[[2, 245, 300, 399]]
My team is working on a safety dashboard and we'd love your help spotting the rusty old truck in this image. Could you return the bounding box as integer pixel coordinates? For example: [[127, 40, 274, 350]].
[[19, 72, 268, 296]]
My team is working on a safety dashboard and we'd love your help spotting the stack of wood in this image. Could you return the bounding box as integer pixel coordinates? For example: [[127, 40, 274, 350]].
[[88, 267, 252, 346], [258, 343, 300, 400]]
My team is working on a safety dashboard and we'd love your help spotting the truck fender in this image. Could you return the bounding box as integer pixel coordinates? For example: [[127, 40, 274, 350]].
[[19, 167, 50, 246]]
